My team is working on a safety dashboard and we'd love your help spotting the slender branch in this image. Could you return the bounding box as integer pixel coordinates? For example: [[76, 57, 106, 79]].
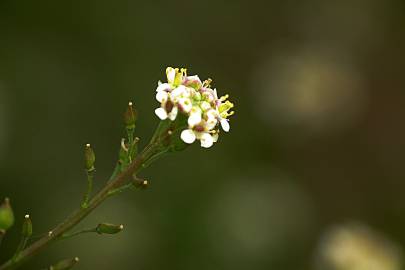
[[59, 228, 97, 240], [12, 238, 28, 262], [0, 141, 158, 270], [107, 182, 135, 197], [81, 170, 94, 209]]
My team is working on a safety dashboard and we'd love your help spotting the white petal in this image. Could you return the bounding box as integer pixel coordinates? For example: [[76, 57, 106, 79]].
[[181, 129, 196, 144], [166, 67, 175, 84], [220, 119, 230, 132], [171, 85, 190, 98], [206, 109, 218, 121], [184, 75, 202, 89], [179, 97, 192, 113], [156, 90, 168, 102], [201, 101, 211, 111], [206, 119, 218, 130], [156, 83, 171, 92], [202, 91, 214, 102], [155, 107, 168, 120], [188, 107, 202, 127], [213, 88, 218, 100], [200, 133, 214, 148], [168, 106, 178, 121], [186, 75, 202, 84]]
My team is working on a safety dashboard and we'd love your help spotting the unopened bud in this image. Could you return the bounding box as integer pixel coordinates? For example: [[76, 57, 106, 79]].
[[22, 214, 33, 237], [0, 198, 14, 231], [96, 223, 124, 235], [124, 101, 137, 129], [133, 178, 148, 189], [84, 144, 95, 171], [49, 257, 79, 270]]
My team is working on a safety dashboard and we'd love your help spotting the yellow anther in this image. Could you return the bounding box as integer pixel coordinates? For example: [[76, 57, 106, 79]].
[[203, 78, 212, 88], [219, 100, 234, 113], [174, 68, 184, 86], [181, 68, 187, 77], [220, 94, 229, 101]]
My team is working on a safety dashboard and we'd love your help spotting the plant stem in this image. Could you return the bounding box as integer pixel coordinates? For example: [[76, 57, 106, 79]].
[[11, 237, 29, 262], [81, 171, 94, 209], [59, 228, 97, 240], [0, 142, 158, 270]]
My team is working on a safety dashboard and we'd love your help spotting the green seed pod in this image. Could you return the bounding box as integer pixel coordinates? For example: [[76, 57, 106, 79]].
[[84, 144, 95, 171], [96, 223, 124, 235], [124, 101, 137, 129], [0, 198, 14, 231], [49, 257, 79, 270], [22, 214, 33, 237]]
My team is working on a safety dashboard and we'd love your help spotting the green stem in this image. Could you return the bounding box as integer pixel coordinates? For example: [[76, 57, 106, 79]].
[[11, 237, 29, 262], [0, 142, 158, 270], [81, 171, 94, 209], [59, 228, 97, 240], [107, 182, 135, 197]]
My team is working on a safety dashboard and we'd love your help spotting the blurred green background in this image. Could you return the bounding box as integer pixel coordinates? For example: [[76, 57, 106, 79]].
[[1, 0, 405, 269]]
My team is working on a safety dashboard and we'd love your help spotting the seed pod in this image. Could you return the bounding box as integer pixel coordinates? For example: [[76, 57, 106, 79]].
[[124, 102, 137, 130], [22, 214, 32, 237], [0, 198, 14, 231], [84, 144, 96, 171], [49, 257, 79, 270], [96, 223, 124, 235]]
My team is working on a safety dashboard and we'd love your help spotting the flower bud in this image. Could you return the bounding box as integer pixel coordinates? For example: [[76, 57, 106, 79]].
[[22, 214, 33, 237], [84, 144, 95, 171], [96, 223, 124, 235], [49, 257, 79, 270], [133, 178, 148, 189], [0, 198, 14, 231], [124, 102, 137, 130]]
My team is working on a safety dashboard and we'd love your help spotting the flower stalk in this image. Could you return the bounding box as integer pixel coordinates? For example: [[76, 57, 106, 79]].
[[0, 67, 234, 270], [12, 215, 32, 262], [0, 139, 157, 270]]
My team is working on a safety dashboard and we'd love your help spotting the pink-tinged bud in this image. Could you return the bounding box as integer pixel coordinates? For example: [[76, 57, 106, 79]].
[[84, 144, 96, 171], [124, 102, 137, 129]]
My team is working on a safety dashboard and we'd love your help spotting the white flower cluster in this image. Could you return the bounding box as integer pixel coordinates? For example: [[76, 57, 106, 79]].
[[155, 67, 234, 148]]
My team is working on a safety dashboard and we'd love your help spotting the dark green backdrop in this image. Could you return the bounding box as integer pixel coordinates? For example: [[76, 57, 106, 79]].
[[1, 0, 405, 269]]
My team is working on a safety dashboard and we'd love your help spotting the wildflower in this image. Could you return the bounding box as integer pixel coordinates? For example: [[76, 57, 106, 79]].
[[155, 67, 234, 148]]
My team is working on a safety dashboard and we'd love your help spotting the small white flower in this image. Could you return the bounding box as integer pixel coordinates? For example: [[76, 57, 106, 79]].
[[155, 67, 234, 149], [171, 85, 191, 100], [178, 97, 192, 113], [156, 90, 168, 103], [220, 119, 230, 132], [205, 109, 218, 130], [199, 133, 214, 148], [156, 83, 171, 92], [188, 107, 202, 127], [168, 106, 178, 121], [155, 107, 168, 120], [166, 67, 176, 84], [181, 129, 196, 144], [202, 92, 214, 103], [200, 101, 211, 111], [184, 75, 202, 90]]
